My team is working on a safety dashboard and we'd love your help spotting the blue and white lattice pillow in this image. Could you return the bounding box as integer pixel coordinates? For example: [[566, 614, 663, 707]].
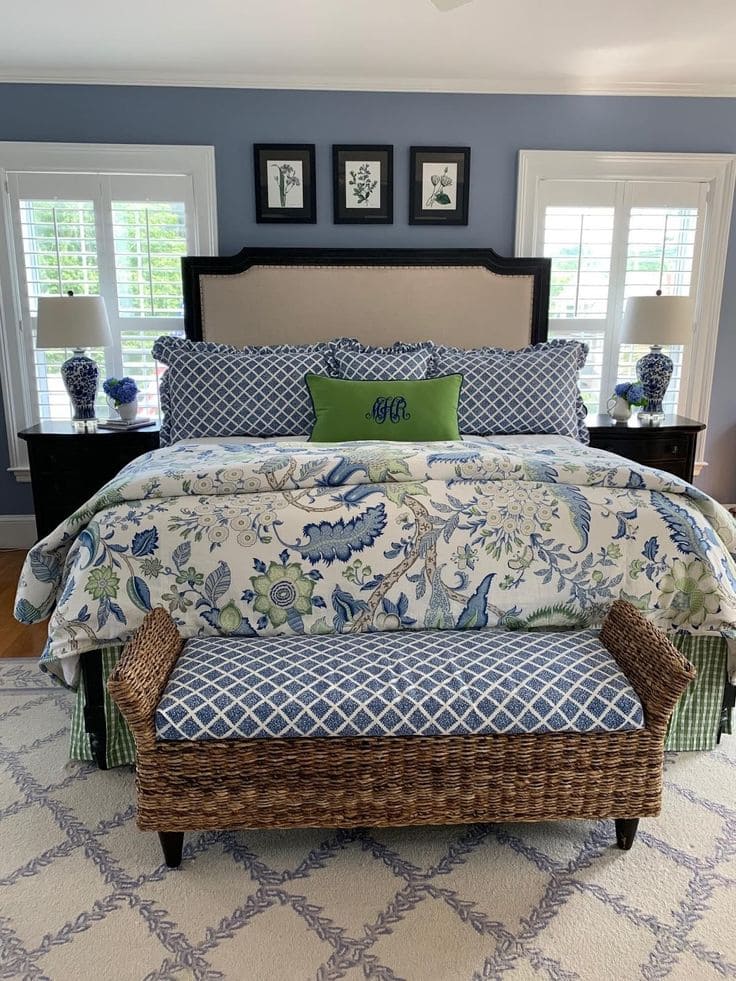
[[328, 337, 438, 381], [433, 339, 589, 441], [152, 334, 241, 365], [153, 335, 334, 444]]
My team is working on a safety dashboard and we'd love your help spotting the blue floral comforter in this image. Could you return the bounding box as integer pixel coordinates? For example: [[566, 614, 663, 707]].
[[14, 436, 736, 686]]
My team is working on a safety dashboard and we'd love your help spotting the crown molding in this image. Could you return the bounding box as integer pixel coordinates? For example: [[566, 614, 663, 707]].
[[0, 69, 735, 98]]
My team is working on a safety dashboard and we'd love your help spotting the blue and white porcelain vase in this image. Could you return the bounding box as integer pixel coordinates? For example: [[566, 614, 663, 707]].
[[635, 345, 672, 425], [60, 349, 99, 423]]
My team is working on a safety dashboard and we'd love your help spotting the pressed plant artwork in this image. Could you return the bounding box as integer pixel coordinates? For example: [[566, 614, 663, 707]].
[[423, 164, 457, 208], [254, 144, 316, 223], [267, 161, 303, 209], [347, 162, 380, 207], [333, 146, 393, 224], [410, 147, 470, 225]]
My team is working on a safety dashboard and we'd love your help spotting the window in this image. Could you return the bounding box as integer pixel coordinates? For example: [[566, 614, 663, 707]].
[[516, 152, 735, 467], [0, 143, 216, 478], [522, 173, 705, 414], [12, 174, 196, 421], [19, 197, 103, 419], [542, 202, 614, 409], [618, 205, 698, 414]]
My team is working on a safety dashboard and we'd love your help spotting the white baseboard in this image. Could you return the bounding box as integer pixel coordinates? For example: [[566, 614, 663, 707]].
[[0, 515, 36, 550]]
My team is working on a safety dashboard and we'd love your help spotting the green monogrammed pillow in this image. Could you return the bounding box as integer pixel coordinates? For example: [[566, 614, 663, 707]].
[[306, 374, 463, 442]]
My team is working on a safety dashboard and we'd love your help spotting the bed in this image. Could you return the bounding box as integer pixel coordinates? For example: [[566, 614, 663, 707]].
[[14, 246, 736, 768]]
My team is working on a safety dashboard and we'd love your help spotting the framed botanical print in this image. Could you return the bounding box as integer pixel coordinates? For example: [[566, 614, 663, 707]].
[[332, 145, 393, 224], [409, 146, 471, 225], [253, 144, 316, 223]]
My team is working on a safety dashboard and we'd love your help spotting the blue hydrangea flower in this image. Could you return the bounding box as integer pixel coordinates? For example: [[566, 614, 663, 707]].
[[627, 383, 645, 405], [614, 381, 646, 406], [103, 376, 138, 405]]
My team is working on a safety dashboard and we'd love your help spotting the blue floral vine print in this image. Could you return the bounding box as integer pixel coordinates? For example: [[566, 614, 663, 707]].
[[13, 435, 736, 684]]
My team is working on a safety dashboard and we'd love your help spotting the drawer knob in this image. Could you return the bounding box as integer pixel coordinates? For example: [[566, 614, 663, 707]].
[[670, 445, 681, 456]]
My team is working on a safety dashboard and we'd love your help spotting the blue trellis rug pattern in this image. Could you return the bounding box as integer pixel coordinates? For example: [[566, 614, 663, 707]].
[[0, 660, 734, 981]]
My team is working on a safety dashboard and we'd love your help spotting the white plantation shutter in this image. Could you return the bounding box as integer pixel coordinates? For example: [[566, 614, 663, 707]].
[[17, 196, 107, 419], [617, 203, 700, 414], [7, 171, 197, 423], [544, 207, 615, 320], [545, 328, 606, 411], [109, 186, 192, 418], [19, 198, 99, 315], [112, 201, 187, 319], [541, 184, 616, 409], [532, 176, 705, 414]]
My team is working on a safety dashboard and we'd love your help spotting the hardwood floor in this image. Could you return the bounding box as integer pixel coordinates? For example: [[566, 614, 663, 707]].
[[0, 550, 48, 658]]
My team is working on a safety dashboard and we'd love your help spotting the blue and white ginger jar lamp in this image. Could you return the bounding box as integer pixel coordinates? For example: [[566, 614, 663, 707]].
[[36, 293, 112, 431], [620, 291, 693, 425]]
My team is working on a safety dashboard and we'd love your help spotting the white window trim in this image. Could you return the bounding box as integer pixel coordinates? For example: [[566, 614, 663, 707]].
[[0, 142, 217, 482], [515, 150, 736, 473]]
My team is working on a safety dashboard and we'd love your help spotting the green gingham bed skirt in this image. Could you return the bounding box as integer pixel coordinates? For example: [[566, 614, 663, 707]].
[[68, 634, 732, 769]]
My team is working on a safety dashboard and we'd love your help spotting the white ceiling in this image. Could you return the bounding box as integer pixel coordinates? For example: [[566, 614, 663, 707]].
[[2, 0, 736, 96]]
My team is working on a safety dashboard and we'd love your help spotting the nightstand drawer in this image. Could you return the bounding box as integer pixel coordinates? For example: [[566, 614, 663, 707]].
[[26, 440, 72, 473], [590, 434, 689, 462], [32, 470, 109, 504], [647, 459, 691, 481], [592, 437, 645, 459], [641, 435, 690, 462]]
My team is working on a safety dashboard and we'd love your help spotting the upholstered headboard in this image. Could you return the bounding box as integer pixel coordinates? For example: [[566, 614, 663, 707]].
[[182, 248, 550, 349]]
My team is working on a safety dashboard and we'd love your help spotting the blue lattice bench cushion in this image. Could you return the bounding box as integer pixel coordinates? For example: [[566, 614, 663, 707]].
[[154, 629, 645, 742]]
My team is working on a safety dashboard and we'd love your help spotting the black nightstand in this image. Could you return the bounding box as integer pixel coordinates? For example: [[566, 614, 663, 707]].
[[585, 414, 705, 483], [19, 422, 161, 540]]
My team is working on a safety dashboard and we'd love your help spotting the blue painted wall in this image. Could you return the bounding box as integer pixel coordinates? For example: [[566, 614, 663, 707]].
[[0, 85, 734, 515]]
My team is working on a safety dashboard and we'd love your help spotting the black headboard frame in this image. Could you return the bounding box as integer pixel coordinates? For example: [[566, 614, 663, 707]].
[[182, 247, 550, 346]]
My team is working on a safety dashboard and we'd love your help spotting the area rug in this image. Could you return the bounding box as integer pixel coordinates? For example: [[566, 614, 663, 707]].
[[1, 660, 734, 981]]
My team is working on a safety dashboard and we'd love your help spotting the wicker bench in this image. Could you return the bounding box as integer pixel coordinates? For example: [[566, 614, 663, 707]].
[[108, 600, 695, 868]]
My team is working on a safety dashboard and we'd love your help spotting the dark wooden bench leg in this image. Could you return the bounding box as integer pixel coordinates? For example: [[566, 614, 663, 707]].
[[159, 832, 184, 868], [615, 818, 639, 850], [81, 651, 108, 770]]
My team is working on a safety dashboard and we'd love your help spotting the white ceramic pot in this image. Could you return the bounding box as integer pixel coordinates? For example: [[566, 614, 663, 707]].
[[110, 396, 138, 422], [606, 395, 632, 422]]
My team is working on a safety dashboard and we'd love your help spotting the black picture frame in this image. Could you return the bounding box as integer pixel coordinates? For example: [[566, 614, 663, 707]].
[[332, 145, 393, 224], [409, 146, 471, 226], [253, 144, 316, 223]]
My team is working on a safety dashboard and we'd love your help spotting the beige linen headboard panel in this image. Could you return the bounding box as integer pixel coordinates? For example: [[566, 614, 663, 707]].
[[182, 249, 551, 349]]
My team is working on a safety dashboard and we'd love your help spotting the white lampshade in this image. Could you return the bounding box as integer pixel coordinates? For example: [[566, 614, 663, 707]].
[[621, 293, 693, 347], [36, 294, 112, 350]]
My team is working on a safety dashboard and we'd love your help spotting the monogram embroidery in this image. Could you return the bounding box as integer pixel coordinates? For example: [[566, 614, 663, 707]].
[[366, 396, 411, 424]]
